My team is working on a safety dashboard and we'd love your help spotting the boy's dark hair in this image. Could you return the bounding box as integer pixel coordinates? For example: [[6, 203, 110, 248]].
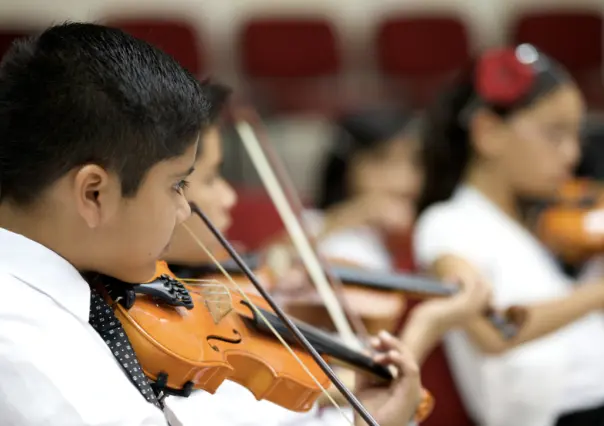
[[0, 22, 211, 206]]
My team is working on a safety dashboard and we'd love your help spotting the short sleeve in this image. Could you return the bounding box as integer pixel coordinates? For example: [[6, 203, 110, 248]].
[[413, 203, 487, 271]]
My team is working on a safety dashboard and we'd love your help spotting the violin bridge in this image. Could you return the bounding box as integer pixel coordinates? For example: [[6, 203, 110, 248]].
[[199, 280, 234, 324]]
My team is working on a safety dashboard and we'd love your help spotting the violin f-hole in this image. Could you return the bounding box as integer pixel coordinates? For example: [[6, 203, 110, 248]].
[[207, 329, 243, 352]]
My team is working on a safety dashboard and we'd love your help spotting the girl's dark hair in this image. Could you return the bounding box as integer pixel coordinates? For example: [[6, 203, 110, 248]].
[[417, 45, 571, 214], [316, 105, 414, 209], [205, 80, 232, 124]]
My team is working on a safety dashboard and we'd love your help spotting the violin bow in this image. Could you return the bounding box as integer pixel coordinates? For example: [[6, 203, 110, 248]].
[[234, 109, 372, 341], [231, 109, 371, 347], [186, 202, 380, 426]]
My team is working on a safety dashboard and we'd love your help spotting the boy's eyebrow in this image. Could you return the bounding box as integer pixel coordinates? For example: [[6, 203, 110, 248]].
[[173, 166, 195, 178]]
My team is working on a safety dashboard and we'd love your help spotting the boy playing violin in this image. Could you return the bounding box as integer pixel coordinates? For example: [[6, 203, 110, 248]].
[[0, 23, 422, 426]]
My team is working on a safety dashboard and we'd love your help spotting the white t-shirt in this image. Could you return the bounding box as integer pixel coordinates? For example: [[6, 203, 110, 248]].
[[303, 209, 393, 271], [413, 184, 604, 426]]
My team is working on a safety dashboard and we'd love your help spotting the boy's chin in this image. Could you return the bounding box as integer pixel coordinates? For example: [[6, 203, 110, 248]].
[[106, 262, 159, 285]]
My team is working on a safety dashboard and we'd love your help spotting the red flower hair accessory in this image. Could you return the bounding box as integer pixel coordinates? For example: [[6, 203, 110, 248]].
[[475, 45, 537, 106]]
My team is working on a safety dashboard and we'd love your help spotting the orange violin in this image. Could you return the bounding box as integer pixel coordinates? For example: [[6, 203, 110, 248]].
[[104, 260, 328, 412], [532, 179, 604, 264], [97, 257, 435, 422], [98, 256, 438, 423]]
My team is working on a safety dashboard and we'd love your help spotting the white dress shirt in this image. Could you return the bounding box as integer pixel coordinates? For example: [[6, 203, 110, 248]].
[[413, 185, 604, 426], [0, 227, 168, 425], [165, 381, 355, 426]]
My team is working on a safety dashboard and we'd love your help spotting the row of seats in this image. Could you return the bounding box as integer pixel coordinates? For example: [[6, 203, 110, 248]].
[[1, 9, 602, 112]]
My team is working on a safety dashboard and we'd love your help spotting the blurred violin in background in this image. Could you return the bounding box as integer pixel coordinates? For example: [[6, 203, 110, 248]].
[[531, 179, 604, 265], [173, 247, 522, 340], [171, 251, 406, 336]]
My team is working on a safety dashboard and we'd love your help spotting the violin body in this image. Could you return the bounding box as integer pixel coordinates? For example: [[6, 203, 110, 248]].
[[110, 261, 331, 412], [534, 179, 604, 264]]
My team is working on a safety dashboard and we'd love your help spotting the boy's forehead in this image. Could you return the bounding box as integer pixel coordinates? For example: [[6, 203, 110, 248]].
[[196, 128, 221, 164], [161, 139, 199, 173]]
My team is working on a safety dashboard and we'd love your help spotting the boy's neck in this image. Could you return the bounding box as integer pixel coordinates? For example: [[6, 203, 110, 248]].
[[0, 201, 46, 237], [0, 201, 85, 269]]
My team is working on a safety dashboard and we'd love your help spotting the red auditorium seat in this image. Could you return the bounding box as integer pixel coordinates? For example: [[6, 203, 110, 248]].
[[0, 30, 32, 59], [104, 17, 205, 76], [239, 17, 346, 116], [376, 15, 471, 108], [512, 10, 603, 108]]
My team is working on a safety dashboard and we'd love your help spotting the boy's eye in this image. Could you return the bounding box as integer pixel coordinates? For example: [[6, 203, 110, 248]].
[[174, 179, 190, 194]]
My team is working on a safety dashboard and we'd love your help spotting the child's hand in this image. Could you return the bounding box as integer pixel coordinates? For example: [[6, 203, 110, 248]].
[[355, 332, 424, 426], [418, 257, 493, 331]]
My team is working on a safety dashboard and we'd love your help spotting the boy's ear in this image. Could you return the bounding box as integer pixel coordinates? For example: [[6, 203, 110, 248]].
[[73, 164, 120, 228]]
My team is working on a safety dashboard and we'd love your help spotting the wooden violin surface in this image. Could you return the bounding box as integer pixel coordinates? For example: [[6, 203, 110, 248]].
[[110, 261, 330, 412], [534, 179, 604, 264], [105, 261, 407, 413]]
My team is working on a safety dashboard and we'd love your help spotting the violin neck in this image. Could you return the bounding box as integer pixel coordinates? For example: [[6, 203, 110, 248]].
[[240, 300, 392, 382], [329, 265, 455, 298], [174, 254, 455, 298]]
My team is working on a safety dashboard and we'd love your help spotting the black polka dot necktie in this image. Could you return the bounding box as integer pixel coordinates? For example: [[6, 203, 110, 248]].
[[89, 288, 161, 408]]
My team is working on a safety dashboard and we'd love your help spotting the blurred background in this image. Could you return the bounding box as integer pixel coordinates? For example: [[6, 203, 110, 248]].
[[2, 3, 604, 424], [3, 0, 603, 208]]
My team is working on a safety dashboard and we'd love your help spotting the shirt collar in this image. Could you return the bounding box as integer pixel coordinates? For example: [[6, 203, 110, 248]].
[[453, 184, 507, 218], [0, 227, 91, 322]]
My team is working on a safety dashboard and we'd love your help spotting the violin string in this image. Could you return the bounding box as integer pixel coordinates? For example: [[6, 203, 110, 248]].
[[181, 223, 354, 426]]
